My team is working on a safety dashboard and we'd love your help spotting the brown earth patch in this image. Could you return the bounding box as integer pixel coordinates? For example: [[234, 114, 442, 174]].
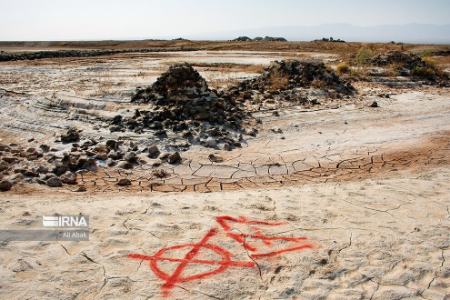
[[10, 131, 449, 194]]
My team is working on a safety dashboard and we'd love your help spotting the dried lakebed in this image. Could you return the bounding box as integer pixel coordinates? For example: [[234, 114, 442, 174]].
[[0, 50, 449, 299]]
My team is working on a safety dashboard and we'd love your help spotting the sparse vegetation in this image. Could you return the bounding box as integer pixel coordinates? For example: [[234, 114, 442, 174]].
[[1, 40, 448, 60], [347, 67, 369, 81], [411, 57, 444, 81], [419, 49, 434, 58], [336, 62, 350, 75], [268, 75, 290, 90], [355, 47, 375, 65], [411, 65, 438, 80]]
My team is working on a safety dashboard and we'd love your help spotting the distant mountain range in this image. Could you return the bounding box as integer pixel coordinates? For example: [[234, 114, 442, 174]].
[[190, 24, 450, 44]]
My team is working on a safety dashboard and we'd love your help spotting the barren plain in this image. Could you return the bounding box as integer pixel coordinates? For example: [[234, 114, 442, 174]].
[[0, 41, 449, 299]]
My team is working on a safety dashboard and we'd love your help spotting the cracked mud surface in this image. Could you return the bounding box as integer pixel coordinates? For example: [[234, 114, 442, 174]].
[[0, 50, 449, 299], [1, 169, 449, 299], [76, 131, 450, 193]]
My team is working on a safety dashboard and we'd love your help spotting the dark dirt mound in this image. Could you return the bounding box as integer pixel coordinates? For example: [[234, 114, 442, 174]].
[[118, 64, 251, 150], [371, 51, 421, 67], [132, 63, 212, 103], [235, 60, 355, 95], [371, 51, 448, 83], [116, 61, 356, 150], [220, 60, 355, 110]]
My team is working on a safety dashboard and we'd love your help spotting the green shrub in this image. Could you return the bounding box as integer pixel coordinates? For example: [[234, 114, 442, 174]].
[[411, 57, 443, 80], [411, 66, 437, 80], [419, 49, 434, 58], [355, 48, 374, 65]]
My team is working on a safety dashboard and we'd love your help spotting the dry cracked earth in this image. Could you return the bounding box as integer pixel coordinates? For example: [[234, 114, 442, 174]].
[[0, 50, 449, 299]]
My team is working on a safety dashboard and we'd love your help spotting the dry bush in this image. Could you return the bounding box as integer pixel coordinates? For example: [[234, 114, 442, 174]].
[[348, 67, 369, 81], [267, 75, 290, 90], [336, 62, 350, 75], [419, 49, 434, 58], [311, 78, 327, 89], [422, 57, 438, 66], [386, 62, 405, 77], [429, 55, 450, 66]]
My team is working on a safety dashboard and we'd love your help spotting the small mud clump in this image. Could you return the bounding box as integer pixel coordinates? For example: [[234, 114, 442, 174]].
[[118, 63, 251, 150], [60, 127, 81, 143], [0, 180, 13, 192]]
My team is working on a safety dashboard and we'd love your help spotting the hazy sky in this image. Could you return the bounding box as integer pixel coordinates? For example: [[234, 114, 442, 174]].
[[0, 0, 449, 40]]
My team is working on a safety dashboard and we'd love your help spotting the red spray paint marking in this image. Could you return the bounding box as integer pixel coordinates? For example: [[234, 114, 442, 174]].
[[128, 228, 254, 297], [216, 215, 314, 258], [129, 216, 315, 297]]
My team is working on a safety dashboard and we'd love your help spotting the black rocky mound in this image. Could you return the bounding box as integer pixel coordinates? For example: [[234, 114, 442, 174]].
[[371, 51, 422, 67], [234, 60, 355, 96], [119, 61, 357, 150], [119, 63, 250, 150], [371, 51, 448, 84], [132, 63, 212, 103]]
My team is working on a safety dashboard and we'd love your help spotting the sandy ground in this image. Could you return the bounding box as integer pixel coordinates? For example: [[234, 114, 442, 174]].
[[0, 50, 449, 299]]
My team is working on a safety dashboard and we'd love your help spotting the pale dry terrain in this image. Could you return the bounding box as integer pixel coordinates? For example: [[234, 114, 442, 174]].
[[0, 48, 449, 299]]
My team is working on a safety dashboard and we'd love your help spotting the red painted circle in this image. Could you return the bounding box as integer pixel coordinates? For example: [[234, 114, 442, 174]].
[[149, 243, 233, 283]]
